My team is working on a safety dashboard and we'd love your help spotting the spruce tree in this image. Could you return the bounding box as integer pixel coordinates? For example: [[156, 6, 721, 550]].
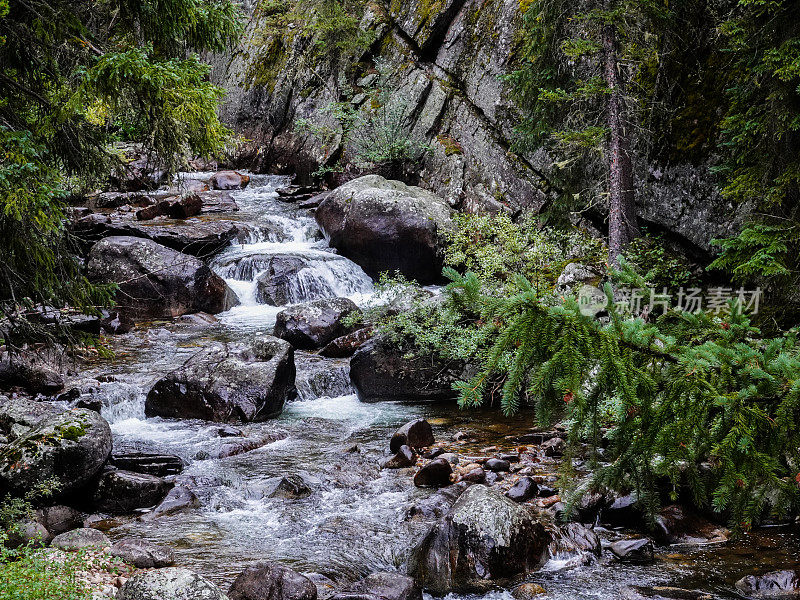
[[0, 0, 242, 346]]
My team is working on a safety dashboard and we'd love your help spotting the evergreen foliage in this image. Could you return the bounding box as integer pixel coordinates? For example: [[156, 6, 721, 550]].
[[448, 266, 800, 530], [0, 0, 242, 345]]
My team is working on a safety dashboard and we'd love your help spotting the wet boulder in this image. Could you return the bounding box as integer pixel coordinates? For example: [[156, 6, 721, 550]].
[[390, 419, 434, 453], [145, 337, 295, 422], [315, 175, 453, 283], [51, 527, 111, 551], [228, 561, 318, 600], [735, 570, 800, 599], [350, 337, 473, 402], [255, 255, 311, 305], [621, 586, 715, 600], [506, 477, 538, 502], [210, 170, 251, 190], [408, 484, 551, 594], [413, 458, 453, 488], [90, 469, 172, 514], [110, 538, 175, 568], [0, 405, 112, 500], [274, 298, 358, 349], [118, 567, 228, 600], [554, 522, 601, 556], [267, 474, 314, 499], [610, 538, 655, 564], [87, 236, 238, 321], [142, 485, 201, 520], [485, 458, 510, 472]]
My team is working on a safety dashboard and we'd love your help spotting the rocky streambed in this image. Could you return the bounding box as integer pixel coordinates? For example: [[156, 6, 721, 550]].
[[2, 173, 799, 600]]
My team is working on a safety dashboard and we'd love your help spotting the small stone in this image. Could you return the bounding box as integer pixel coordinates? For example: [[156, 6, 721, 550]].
[[459, 466, 486, 483], [542, 437, 565, 457]]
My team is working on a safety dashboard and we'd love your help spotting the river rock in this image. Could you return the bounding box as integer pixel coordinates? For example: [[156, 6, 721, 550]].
[[338, 572, 422, 600], [390, 419, 434, 453], [506, 477, 538, 502], [381, 445, 417, 469], [0, 405, 112, 500], [274, 298, 358, 349], [541, 437, 565, 457], [87, 236, 239, 321], [413, 458, 453, 488], [51, 527, 110, 551], [0, 358, 64, 395], [118, 567, 228, 600], [142, 485, 201, 520], [228, 561, 317, 600], [210, 170, 250, 190], [350, 338, 473, 402], [91, 469, 172, 514], [485, 458, 510, 472], [459, 466, 486, 483], [37, 505, 83, 537], [319, 327, 373, 358], [110, 538, 175, 568], [110, 452, 185, 476], [315, 175, 453, 283], [735, 570, 800, 598], [408, 484, 551, 594], [199, 190, 240, 213], [145, 337, 295, 422], [653, 504, 729, 546], [267, 474, 314, 499], [6, 520, 49, 547], [610, 538, 655, 564]]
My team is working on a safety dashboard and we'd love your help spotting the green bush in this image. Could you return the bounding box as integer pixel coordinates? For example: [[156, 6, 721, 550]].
[[0, 541, 91, 600]]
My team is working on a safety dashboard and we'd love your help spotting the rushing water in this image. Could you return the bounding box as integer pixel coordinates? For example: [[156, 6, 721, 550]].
[[71, 174, 800, 598]]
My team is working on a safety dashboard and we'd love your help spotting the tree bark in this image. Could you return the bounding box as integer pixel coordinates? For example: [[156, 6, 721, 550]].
[[603, 22, 638, 266]]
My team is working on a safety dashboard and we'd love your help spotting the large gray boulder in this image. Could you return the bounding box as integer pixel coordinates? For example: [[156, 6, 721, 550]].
[[0, 402, 112, 500], [87, 236, 239, 321], [350, 338, 472, 402], [735, 570, 800, 599], [117, 567, 228, 600], [228, 561, 317, 600], [274, 298, 358, 349], [407, 485, 551, 595], [315, 175, 452, 283], [145, 337, 295, 422]]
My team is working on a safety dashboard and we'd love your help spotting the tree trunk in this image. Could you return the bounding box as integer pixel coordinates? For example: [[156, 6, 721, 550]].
[[603, 22, 638, 266]]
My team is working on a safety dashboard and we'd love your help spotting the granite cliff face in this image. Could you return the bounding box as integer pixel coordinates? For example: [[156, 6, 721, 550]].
[[211, 0, 750, 257]]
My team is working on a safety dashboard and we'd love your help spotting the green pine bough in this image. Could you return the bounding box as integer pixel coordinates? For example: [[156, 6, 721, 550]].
[[444, 268, 800, 531]]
